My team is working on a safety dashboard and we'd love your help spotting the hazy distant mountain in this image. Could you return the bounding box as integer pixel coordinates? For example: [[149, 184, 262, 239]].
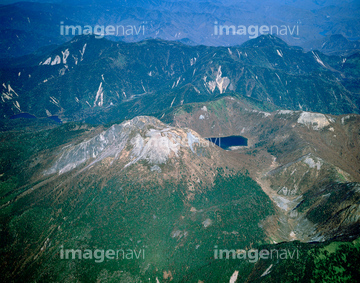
[[0, 0, 359, 57], [309, 34, 360, 56]]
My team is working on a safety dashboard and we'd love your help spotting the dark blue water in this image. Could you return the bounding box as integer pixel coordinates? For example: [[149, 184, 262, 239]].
[[10, 113, 37, 119], [48, 116, 62, 124], [206, 136, 248, 150]]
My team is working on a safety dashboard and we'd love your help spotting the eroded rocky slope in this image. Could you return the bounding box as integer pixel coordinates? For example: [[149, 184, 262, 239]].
[[165, 96, 360, 243]]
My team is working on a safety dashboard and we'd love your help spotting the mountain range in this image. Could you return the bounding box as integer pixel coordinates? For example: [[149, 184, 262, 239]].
[[1, 96, 360, 281], [1, 34, 360, 131], [0, 0, 360, 58], [1, 4, 360, 282]]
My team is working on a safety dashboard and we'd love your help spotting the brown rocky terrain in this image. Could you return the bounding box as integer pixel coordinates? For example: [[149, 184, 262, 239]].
[[164, 96, 360, 242]]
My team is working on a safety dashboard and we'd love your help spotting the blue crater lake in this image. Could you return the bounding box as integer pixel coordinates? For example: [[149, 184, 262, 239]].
[[206, 136, 248, 150]]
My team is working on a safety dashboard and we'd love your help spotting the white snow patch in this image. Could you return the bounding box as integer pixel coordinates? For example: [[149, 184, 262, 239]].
[[206, 80, 217, 92], [170, 96, 176, 108], [72, 55, 78, 65], [275, 73, 282, 82], [51, 55, 61, 65], [1, 84, 19, 101], [312, 51, 326, 68], [80, 43, 87, 61], [42, 57, 52, 65], [261, 265, 273, 277], [61, 49, 70, 64], [13, 101, 21, 111], [50, 96, 59, 106], [205, 66, 230, 94], [190, 57, 197, 66], [229, 271, 239, 283], [175, 76, 181, 87], [94, 82, 104, 107], [59, 67, 67, 76]]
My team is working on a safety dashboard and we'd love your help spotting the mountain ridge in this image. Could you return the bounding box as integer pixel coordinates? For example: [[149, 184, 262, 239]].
[[0, 104, 359, 281], [1, 34, 360, 130], [1, 0, 359, 57]]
